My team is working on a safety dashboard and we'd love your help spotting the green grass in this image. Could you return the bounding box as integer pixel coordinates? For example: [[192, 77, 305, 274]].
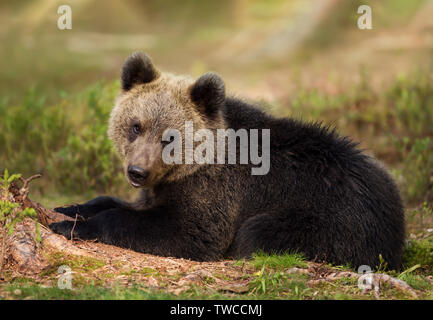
[[4, 282, 181, 300], [251, 251, 307, 271]]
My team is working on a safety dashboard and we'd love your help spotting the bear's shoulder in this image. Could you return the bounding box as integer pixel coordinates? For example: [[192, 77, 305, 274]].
[[223, 96, 365, 166]]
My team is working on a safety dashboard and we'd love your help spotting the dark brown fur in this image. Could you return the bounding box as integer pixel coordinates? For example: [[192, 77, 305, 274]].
[[51, 52, 405, 270]]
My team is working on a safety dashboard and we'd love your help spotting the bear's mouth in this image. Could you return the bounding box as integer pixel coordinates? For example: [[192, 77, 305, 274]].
[[129, 180, 143, 188], [126, 175, 147, 188]]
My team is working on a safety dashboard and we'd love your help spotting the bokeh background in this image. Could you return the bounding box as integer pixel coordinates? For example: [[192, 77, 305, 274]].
[[0, 0, 432, 234]]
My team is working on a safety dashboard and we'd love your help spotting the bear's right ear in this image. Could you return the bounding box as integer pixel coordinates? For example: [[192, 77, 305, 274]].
[[121, 52, 160, 91]]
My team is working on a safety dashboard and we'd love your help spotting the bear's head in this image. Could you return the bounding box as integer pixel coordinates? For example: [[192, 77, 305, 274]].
[[108, 52, 226, 188]]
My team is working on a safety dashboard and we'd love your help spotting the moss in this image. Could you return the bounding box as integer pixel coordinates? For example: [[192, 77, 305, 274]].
[[403, 238, 433, 270], [46, 252, 106, 273]]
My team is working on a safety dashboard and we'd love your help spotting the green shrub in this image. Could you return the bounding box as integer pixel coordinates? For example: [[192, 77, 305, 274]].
[[387, 73, 433, 137], [394, 137, 433, 203], [0, 82, 125, 195], [47, 83, 124, 193], [0, 88, 71, 175]]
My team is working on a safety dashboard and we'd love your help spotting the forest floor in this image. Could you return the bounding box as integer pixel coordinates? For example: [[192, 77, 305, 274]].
[[1, 222, 433, 300]]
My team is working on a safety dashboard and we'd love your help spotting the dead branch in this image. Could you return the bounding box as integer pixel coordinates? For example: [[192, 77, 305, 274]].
[[18, 174, 42, 200], [286, 264, 419, 299], [8, 177, 72, 227]]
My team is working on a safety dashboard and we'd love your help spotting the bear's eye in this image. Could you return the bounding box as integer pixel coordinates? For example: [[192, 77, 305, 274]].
[[132, 123, 141, 135]]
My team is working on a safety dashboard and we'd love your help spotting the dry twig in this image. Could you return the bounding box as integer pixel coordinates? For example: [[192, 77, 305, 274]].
[[286, 264, 418, 299]]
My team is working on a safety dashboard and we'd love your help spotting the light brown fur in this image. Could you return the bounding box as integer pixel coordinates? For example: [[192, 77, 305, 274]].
[[108, 72, 227, 186]]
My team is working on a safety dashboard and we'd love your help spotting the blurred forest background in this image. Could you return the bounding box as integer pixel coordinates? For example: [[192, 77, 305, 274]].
[[0, 0, 432, 235]]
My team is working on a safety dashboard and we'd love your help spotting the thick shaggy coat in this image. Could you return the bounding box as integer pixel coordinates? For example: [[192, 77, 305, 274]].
[[51, 52, 405, 270]]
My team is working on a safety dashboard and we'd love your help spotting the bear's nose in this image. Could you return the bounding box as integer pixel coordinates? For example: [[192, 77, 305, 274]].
[[127, 165, 149, 186]]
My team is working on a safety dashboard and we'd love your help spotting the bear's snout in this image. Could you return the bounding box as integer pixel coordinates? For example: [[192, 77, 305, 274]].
[[127, 165, 150, 187]]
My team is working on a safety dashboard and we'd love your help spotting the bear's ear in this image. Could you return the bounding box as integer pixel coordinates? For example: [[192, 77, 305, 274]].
[[121, 52, 160, 91], [189, 72, 225, 118]]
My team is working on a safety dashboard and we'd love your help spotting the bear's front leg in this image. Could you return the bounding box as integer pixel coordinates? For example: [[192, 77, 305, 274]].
[[50, 208, 142, 243], [54, 196, 133, 220], [50, 206, 224, 261], [49, 220, 97, 240]]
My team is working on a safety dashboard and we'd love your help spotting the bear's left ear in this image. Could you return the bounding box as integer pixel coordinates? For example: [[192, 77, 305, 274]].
[[189, 72, 225, 118], [121, 52, 160, 91]]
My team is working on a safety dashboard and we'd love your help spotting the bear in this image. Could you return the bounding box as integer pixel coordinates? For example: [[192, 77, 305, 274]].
[[50, 52, 405, 270]]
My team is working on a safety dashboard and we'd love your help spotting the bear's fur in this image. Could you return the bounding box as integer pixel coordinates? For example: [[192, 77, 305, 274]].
[[51, 52, 405, 270]]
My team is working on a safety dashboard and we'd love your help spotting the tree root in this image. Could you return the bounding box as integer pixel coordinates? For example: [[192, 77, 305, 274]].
[[0, 175, 78, 278]]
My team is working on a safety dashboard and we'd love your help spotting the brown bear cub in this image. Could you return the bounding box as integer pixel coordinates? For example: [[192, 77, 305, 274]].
[[51, 52, 405, 270]]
